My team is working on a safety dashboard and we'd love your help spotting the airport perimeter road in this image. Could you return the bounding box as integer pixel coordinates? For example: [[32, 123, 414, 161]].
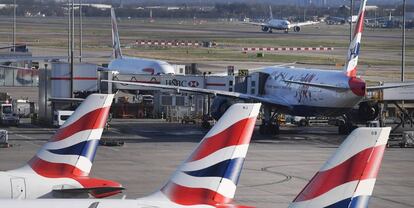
[[0, 119, 413, 208]]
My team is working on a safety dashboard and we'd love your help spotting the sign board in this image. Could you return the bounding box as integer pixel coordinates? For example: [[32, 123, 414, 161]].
[[238, 69, 249, 77], [161, 75, 205, 88]]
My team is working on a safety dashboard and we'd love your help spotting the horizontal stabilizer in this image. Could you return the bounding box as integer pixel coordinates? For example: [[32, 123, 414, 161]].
[[367, 82, 414, 91], [53, 177, 124, 198]]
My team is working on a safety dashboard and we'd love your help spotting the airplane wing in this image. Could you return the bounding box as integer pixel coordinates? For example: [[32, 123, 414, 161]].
[[0, 56, 69, 63], [243, 21, 267, 27], [367, 82, 414, 91], [290, 21, 320, 27], [282, 79, 349, 91], [0, 64, 34, 70], [102, 80, 291, 107]]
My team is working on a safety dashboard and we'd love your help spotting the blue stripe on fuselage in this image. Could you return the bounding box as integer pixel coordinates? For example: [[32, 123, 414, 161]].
[[183, 158, 245, 185], [47, 139, 99, 162], [324, 195, 371, 208]]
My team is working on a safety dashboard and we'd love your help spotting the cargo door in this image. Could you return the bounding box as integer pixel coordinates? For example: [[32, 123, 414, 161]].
[[10, 177, 26, 199]]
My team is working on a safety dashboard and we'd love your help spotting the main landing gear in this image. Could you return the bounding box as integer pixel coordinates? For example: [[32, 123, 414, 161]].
[[259, 106, 280, 135]]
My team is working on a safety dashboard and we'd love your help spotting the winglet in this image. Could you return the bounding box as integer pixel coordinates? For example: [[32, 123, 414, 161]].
[[343, 0, 367, 77], [111, 8, 123, 59], [289, 127, 391, 208], [147, 103, 260, 206]]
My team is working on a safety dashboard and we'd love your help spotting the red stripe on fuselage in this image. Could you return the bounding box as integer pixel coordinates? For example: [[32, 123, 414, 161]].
[[29, 157, 122, 197], [188, 117, 256, 162], [293, 144, 386, 202], [161, 182, 232, 206], [51, 107, 110, 142]]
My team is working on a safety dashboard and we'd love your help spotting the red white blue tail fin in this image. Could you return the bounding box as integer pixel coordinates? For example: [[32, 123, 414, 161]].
[[289, 127, 391, 208], [23, 94, 123, 198], [343, 0, 367, 77], [149, 103, 261, 207], [111, 8, 123, 59], [28, 94, 113, 177]]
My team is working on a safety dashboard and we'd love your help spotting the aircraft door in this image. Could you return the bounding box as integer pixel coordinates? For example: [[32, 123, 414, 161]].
[[10, 177, 26, 199]]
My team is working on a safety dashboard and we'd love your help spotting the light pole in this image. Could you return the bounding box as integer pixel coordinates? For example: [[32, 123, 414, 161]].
[[13, 0, 16, 53], [350, 0, 354, 42], [401, 0, 406, 82], [79, 0, 83, 62]]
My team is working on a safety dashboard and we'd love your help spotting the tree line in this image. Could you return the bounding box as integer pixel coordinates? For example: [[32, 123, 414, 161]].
[[0, 1, 412, 20]]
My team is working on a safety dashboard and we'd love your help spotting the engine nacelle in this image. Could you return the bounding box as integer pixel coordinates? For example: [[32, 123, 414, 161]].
[[211, 97, 234, 120], [344, 101, 380, 124], [262, 26, 269, 32], [293, 26, 301, 32], [358, 101, 380, 121]]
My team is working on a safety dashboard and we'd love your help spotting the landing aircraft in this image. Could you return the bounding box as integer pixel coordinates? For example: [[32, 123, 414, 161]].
[[103, 8, 175, 75], [105, 0, 414, 134], [0, 94, 123, 199], [0, 102, 392, 207], [245, 5, 319, 33]]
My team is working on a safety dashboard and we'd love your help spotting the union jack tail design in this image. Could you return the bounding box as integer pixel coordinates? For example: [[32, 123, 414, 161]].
[[111, 8, 123, 59], [289, 127, 391, 208], [344, 0, 367, 77], [26, 94, 123, 198], [150, 103, 261, 207]]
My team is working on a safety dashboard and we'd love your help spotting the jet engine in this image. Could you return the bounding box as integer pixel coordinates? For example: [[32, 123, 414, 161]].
[[262, 26, 269, 32], [211, 97, 234, 120], [293, 26, 301, 32], [357, 101, 380, 121]]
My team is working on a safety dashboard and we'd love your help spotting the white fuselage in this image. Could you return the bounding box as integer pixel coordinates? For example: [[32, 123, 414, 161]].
[[267, 19, 290, 30], [108, 57, 175, 75], [0, 167, 85, 199], [260, 67, 365, 116], [0, 190, 209, 208]]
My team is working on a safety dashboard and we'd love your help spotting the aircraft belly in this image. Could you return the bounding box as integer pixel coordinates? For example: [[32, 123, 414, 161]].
[[266, 80, 360, 117]]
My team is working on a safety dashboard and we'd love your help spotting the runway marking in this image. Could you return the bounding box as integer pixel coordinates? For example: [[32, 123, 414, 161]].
[[100, 146, 121, 152], [110, 129, 123, 135], [15, 134, 34, 140]]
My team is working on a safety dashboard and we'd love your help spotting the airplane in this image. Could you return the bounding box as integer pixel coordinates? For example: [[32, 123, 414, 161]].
[[0, 94, 124, 199], [104, 8, 175, 75], [0, 103, 392, 207], [104, 0, 414, 135], [326, 15, 359, 25], [0, 102, 261, 207], [244, 5, 319, 33]]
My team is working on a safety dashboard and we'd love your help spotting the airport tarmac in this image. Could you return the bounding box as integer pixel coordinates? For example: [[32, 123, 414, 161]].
[[0, 119, 413, 208]]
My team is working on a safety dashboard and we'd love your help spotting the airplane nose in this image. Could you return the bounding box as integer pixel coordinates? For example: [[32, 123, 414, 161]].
[[348, 77, 366, 97]]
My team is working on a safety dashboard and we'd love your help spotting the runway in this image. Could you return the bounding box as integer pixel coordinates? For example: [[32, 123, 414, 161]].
[[1, 119, 413, 208]]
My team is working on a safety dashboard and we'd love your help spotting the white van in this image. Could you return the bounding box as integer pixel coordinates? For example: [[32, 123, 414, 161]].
[[53, 110, 74, 127]]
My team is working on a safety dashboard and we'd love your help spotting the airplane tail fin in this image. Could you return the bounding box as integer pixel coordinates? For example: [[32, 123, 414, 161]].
[[343, 0, 367, 77], [111, 8, 123, 59], [150, 103, 260, 206], [289, 127, 391, 208], [269, 5, 273, 19], [25, 94, 123, 198]]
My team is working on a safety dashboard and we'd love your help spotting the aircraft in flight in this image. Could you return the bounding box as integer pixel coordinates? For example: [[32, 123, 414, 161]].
[[0, 102, 392, 207], [105, 0, 414, 135], [104, 8, 175, 75], [0, 94, 124, 199], [245, 5, 319, 33]]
